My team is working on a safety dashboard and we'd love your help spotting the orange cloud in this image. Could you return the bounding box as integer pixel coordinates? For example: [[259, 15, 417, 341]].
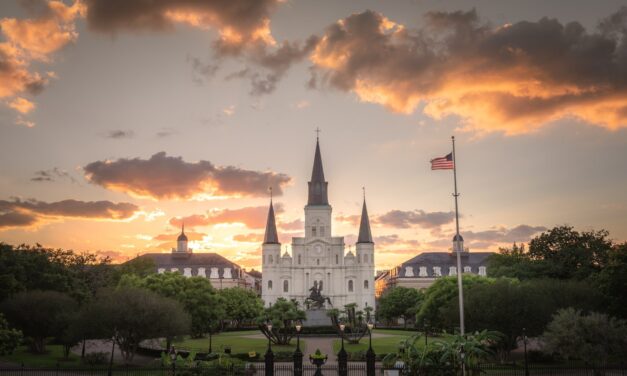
[[0, 198, 140, 229], [233, 233, 264, 243], [170, 204, 284, 230], [309, 8, 627, 134], [8, 97, 35, 114], [0, 0, 84, 122], [84, 152, 291, 200]]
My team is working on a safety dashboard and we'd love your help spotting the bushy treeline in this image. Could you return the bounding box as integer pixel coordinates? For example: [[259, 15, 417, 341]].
[[0, 242, 265, 362], [376, 226, 627, 361]]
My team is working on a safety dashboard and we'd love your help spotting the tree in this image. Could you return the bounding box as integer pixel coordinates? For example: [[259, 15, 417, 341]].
[[0, 243, 114, 303], [328, 304, 373, 344], [81, 287, 190, 362], [441, 278, 603, 359], [528, 226, 612, 280], [0, 313, 22, 355], [119, 272, 225, 337], [595, 242, 627, 318], [257, 298, 305, 345], [377, 287, 423, 327], [1, 290, 78, 353], [416, 275, 494, 331], [543, 308, 627, 369], [219, 287, 264, 328]]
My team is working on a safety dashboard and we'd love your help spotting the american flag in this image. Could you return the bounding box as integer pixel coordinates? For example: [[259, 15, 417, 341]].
[[431, 152, 454, 170]]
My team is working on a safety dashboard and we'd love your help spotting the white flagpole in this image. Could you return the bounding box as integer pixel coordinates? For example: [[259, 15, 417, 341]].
[[452, 136, 465, 336]]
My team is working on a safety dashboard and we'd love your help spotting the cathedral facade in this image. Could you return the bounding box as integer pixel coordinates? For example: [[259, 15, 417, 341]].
[[261, 138, 376, 311]]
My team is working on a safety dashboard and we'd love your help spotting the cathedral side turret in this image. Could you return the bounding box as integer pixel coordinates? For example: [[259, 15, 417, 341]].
[[261, 137, 376, 312]]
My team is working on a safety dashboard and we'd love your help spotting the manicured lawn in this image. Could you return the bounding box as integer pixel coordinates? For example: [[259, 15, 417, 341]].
[[170, 330, 303, 355], [0, 345, 81, 368], [332, 330, 450, 354]]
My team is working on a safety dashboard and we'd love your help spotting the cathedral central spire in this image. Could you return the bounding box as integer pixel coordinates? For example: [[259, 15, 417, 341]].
[[308, 137, 329, 205]]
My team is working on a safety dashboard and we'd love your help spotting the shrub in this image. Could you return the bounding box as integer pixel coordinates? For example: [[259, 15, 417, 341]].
[[83, 352, 109, 366]]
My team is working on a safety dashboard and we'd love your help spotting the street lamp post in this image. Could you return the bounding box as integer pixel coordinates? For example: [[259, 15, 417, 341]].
[[107, 335, 115, 376], [265, 322, 274, 376], [338, 323, 347, 376], [169, 346, 177, 376], [523, 328, 529, 376], [366, 321, 375, 376], [424, 320, 429, 349], [293, 321, 303, 376]]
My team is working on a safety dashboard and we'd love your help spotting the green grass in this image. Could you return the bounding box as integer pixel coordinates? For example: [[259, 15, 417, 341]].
[[170, 330, 304, 355], [0, 345, 81, 368], [332, 330, 452, 354]]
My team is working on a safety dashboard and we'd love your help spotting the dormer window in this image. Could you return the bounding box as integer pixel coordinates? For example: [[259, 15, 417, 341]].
[[464, 266, 472, 273], [449, 266, 457, 276], [433, 266, 442, 277], [419, 266, 427, 277], [478, 266, 487, 276]]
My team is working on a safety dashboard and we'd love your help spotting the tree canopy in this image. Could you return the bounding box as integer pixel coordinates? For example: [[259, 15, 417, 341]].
[[119, 272, 224, 337], [257, 298, 305, 345], [219, 287, 264, 328], [1, 290, 78, 353], [543, 308, 627, 366], [377, 286, 423, 327], [81, 287, 190, 362]]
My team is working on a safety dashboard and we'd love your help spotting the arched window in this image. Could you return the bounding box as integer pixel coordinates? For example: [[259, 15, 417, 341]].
[[298, 254, 301, 264], [283, 280, 289, 292], [357, 254, 361, 263], [312, 226, 317, 237], [336, 254, 339, 264], [364, 254, 368, 263], [348, 280, 354, 292], [317, 259, 320, 266], [269, 254, 273, 263], [268, 280, 273, 290], [320, 227, 325, 237], [364, 280, 369, 289]]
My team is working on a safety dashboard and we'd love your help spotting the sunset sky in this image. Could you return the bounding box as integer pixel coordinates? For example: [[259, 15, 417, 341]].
[[1, 0, 626, 271]]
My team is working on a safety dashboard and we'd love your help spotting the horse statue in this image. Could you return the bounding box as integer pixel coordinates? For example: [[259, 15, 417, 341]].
[[305, 281, 333, 310]]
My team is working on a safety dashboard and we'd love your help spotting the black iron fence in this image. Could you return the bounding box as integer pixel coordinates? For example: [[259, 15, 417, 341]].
[[1, 363, 627, 376]]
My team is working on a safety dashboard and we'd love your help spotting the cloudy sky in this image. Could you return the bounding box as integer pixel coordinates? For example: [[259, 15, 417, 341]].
[[1, 0, 626, 271]]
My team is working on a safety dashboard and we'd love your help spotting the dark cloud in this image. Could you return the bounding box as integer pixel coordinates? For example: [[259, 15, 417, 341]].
[[187, 55, 219, 85], [106, 130, 134, 139], [464, 224, 547, 243], [376, 209, 455, 229], [170, 204, 284, 230], [31, 168, 77, 183], [374, 234, 400, 245], [309, 8, 627, 133], [83, 152, 291, 200], [0, 198, 140, 229], [84, 0, 279, 45]]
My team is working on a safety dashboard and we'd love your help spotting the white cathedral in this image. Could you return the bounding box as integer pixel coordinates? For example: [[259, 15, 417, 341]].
[[261, 137, 376, 311]]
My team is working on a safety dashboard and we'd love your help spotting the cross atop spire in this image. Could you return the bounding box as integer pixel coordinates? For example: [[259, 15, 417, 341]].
[[315, 127, 321, 140], [307, 135, 329, 205]]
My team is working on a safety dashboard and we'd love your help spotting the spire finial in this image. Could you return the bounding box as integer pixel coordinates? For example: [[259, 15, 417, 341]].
[[315, 127, 321, 140], [269, 186, 273, 202], [182, 221, 185, 234], [362, 186, 366, 201]]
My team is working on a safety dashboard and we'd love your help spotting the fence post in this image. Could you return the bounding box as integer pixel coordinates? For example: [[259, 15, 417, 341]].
[[338, 341, 347, 376], [366, 346, 375, 376], [293, 344, 303, 376], [265, 344, 274, 376]]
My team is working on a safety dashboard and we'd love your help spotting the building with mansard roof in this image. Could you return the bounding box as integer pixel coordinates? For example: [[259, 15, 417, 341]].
[[132, 225, 261, 292], [374, 242, 494, 297], [261, 137, 376, 311]]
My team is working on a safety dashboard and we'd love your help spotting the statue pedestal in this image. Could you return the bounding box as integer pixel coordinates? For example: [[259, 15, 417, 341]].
[[305, 309, 332, 326]]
